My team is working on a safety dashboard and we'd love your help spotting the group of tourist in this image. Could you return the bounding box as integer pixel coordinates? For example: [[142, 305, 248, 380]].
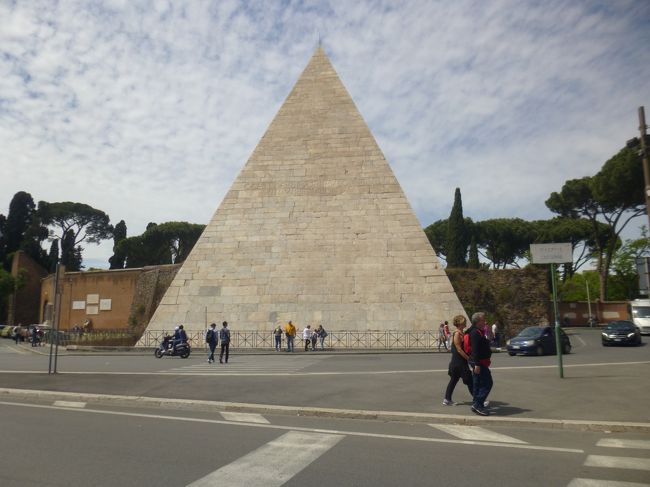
[[273, 321, 328, 352], [442, 312, 494, 416], [438, 318, 500, 351]]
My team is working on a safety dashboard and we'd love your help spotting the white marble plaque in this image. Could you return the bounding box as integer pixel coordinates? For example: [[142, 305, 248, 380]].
[[72, 301, 85, 310], [86, 294, 99, 304], [99, 299, 112, 311], [86, 305, 99, 315]]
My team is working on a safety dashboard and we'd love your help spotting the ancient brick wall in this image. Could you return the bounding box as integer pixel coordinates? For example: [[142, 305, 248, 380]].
[[446, 267, 550, 339]]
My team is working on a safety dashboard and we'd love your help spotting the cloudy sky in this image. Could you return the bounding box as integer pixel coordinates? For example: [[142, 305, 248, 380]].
[[1, 0, 649, 268]]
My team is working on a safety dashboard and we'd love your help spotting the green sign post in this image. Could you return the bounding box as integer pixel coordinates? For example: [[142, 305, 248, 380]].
[[530, 243, 573, 378]]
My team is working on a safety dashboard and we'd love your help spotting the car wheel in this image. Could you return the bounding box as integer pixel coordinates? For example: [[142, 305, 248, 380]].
[[602, 342, 608, 347], [508, 352, 516, 356], [562, 343, 571, 354], [536, 345, 544, 356]]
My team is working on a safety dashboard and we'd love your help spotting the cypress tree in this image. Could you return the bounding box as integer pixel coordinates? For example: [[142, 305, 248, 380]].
[[60, 229, 82, 271], [48, 239, 59, 273], [446, 188, 467, 268]]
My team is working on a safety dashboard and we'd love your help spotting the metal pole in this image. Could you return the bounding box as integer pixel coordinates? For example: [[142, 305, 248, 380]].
[[639, 107, 650, 230], [550, 263, 564, 378], [48, 264, 61, 374], [586, 279, 592, 326]]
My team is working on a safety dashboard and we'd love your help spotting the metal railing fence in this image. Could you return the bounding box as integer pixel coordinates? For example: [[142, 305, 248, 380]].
[[138, 330, 438, 350]]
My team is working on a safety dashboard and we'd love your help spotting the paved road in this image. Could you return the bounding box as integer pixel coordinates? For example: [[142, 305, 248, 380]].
[[0, 329, 648, 424], [2, 397, 649, 487]]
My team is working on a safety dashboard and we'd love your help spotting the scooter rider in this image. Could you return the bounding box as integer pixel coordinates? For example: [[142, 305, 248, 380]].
[[171, 324, 188, 353]]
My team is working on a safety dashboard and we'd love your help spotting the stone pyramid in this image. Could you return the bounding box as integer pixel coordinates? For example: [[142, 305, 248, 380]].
[[142, 47, 466, 335]]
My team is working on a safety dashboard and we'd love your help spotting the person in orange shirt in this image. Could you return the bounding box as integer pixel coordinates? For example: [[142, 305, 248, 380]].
[[285, 320, 296, 352]]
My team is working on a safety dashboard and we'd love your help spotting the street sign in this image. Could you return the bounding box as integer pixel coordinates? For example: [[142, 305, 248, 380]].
[[530, 243, 573, 264]]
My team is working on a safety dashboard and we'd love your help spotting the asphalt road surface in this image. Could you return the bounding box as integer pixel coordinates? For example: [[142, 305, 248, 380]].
[[2, 397, 650, 487]]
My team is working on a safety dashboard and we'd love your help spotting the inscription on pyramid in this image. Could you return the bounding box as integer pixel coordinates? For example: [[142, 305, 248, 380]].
[[142, 47, 466, 334]]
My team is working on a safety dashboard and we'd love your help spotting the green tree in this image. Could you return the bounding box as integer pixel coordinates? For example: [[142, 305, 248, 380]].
[[474, 218, 535, 269], [47, 239, 59, 273], [60, 229, 83, 271], [546, 140, 645, 300], [424, 219, 448, 262], [558, 270, 599, 302], [446, 188, 467, 268], [3, 192, 36, 267], [609, 227, 650, 299], [38, 201, 112, 247], [0, 214, 6, 269], [119, 221, 205, 268], [108, 220, 127, 269]]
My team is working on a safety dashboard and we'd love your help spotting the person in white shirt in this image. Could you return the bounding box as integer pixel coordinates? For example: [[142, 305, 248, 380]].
[[303, 325, 313, 351]]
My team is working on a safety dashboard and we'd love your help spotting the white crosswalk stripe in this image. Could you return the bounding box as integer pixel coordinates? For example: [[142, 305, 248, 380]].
[[428, 424, 527, 444], [583, 455, 650, 471], [221, 412, 269, 424], [567, 436, 650, 487], [568, 479, 650, 486], [596, 439, 650, 450], [185, 431, 343, 487]]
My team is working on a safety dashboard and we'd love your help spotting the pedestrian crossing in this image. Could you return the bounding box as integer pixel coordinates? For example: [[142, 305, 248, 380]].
[[185, 416, 650, 486], [161, 355, 329, 375], [567, 437, 650, 487]]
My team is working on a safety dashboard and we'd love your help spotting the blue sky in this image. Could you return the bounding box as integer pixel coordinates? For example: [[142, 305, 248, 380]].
[[1, 0, 649, 268]]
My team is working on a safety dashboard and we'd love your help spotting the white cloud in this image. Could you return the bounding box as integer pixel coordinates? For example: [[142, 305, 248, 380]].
[[1, 0, 649, 266]]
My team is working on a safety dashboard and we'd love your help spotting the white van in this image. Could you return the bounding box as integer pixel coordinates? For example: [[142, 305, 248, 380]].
[[630, 299, 650, 335]]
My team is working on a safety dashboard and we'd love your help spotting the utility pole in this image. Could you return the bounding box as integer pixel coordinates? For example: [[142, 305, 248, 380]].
[[639, 107, 650, 230]]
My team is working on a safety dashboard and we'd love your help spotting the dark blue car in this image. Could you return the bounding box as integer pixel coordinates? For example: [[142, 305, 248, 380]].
[[507, 326, 572, 356]]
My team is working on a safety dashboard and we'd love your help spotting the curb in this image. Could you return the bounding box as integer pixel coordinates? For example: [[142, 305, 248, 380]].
[[1, 387, 647, 433]]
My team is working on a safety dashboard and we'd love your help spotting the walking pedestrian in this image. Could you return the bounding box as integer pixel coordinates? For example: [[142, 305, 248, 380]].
[[442, 315, 473, 406], [13, 324, 22, 344], [303, 325, 312, 351], [273, 324, 283, 351], [444, 321, 451, 350], [437, 323, 447, 351], [219, 321, 230, 364], [466, 312, 493, 416], [206, 323, 218, 363], [285, 320, 296, 352]]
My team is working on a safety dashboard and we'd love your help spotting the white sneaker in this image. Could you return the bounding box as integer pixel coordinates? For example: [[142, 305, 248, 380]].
[[483, 401, 490, 408], [442, 399, 456, 406]]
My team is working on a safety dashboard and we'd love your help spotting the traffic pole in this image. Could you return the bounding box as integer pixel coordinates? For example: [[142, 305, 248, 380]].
[[550, 263, 564, 378]]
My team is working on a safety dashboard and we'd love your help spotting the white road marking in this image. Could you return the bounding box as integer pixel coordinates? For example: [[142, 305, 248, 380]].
[[429, 424, 526, 443], [221, 412, 269, 424], [52, 401, 86, 408], [596, 438, 650, 450], [0, 400, 584, 453], [584, 455, 650, 471], [186, 431, 343, 487], [568, 479, 650, 487], [1, 360, 649, 377]]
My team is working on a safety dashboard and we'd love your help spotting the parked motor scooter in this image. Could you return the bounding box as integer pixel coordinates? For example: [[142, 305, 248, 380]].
[[154, 335, 191, 359]]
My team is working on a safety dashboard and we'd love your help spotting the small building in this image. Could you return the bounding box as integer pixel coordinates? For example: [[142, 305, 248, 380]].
[[38, 264, 180, 332]]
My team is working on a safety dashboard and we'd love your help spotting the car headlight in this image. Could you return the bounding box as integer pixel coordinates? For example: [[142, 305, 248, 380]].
[[506, 339, 511, 345], [522, 340, 535, 346], [601, 333, 608, 338], [627, 332, 636, 338]]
